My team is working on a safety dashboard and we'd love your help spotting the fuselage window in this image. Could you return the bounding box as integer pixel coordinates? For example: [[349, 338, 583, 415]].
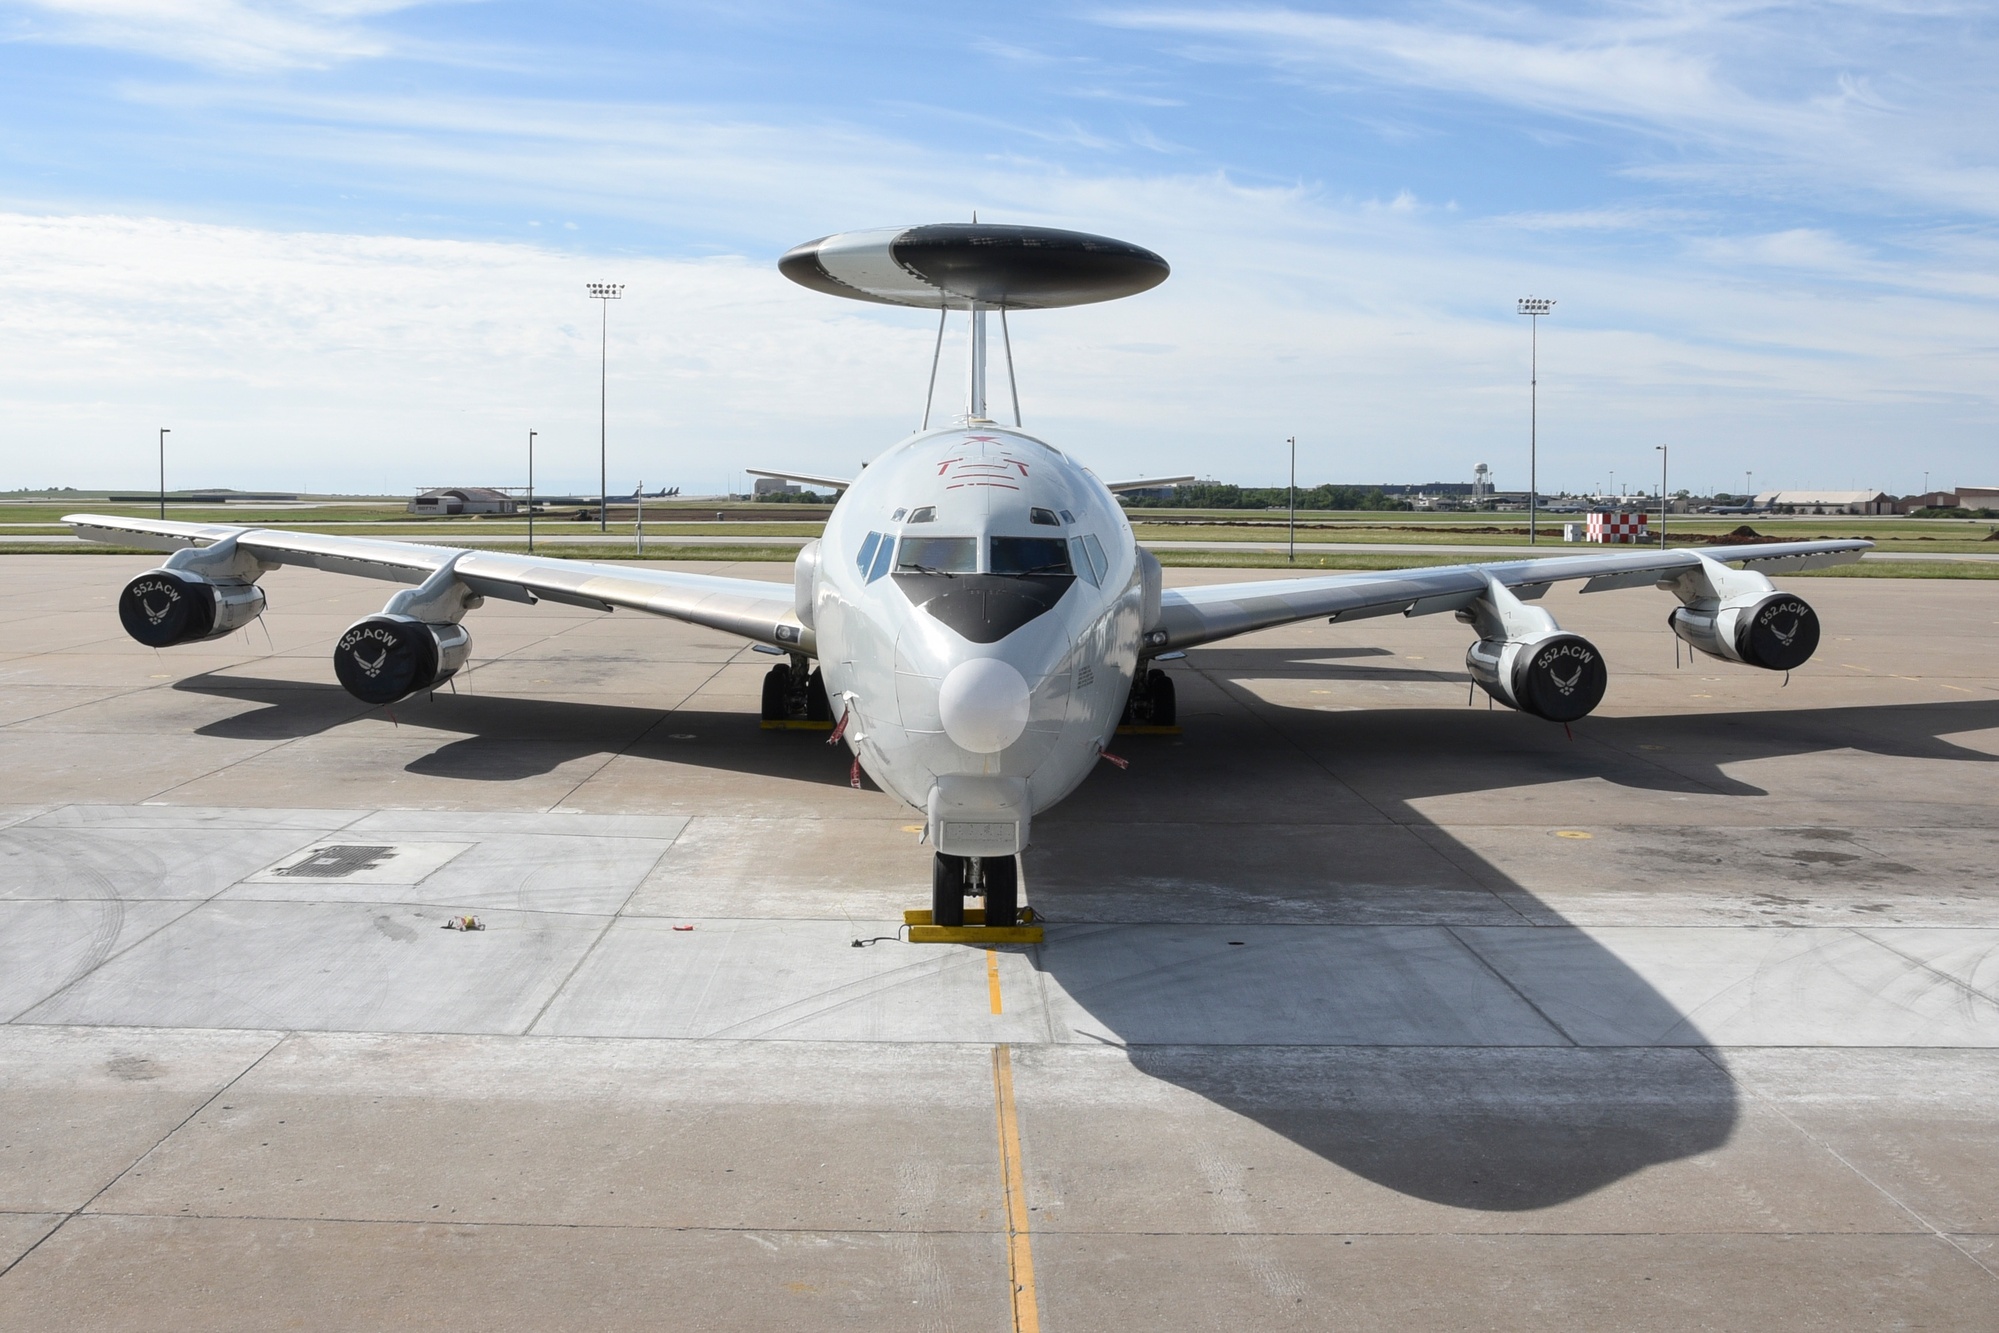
[[990, 536, 1072, 576], [1083, 533, 1109, 582], [907, 506, 937, 523], [856, 531, 881, 576], [1069, 536, 1099, 587], [897, 535, 977, 574], [1029, 507, 1060, 526]]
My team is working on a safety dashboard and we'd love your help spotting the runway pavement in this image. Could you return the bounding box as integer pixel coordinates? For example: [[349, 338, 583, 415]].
[[1, 555, 1996, 1330]]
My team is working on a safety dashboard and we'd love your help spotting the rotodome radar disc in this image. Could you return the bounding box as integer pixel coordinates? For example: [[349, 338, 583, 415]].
[[779, 223, 1169, 309]]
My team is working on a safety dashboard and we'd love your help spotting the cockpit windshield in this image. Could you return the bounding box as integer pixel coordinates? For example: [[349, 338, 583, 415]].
[[896, 535, 977, 574], [989, 536, 1073, 576]]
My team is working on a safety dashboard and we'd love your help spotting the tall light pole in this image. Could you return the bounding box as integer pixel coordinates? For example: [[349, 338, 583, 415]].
[[1517, 297, 1555, 543], [586, 282, 623, 532], [1656, 444, 1668, 549], [1745, 470, 1752, 504], [1287, 435, 1297, 563], [527, 429, 537, 554], [154, 429, 170, 519]]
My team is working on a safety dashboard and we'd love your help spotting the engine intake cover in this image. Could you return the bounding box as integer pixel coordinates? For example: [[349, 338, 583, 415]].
[[119, 570, 265, 647], [1514, 634, 1608, 722], [1739, 593, 1819, 671], [334, 616, 468, 705]]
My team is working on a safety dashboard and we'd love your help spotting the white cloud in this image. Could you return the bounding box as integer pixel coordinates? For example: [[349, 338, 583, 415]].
[[10, 0, 420, 70], [1099, 3, 1999, 219], [2, 198, 1994, 499]]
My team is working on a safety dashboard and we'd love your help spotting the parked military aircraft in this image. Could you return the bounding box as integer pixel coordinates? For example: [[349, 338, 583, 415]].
[[70, 222, 1867, 926]]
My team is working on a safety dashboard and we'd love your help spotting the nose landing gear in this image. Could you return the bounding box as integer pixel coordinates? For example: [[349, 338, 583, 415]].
[[932, 852, 1020, 927]]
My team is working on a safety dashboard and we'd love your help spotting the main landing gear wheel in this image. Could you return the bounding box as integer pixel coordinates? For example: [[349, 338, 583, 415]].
[[1121, 667, 1177, 727], [759, 664, 788, 721], [760, 659, 832, 723]]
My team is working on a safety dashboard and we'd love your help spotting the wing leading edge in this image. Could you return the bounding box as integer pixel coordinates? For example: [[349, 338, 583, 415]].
[[64, 515, 810, 652], [1148, 540, 1871, 652]]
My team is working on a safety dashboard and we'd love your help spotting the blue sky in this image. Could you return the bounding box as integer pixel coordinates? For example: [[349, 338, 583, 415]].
[[0, 1, 1994, 495]]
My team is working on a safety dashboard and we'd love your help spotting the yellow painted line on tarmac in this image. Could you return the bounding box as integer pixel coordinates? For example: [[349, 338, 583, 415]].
[[987, 948, 1004, 1015], [991, 1044, 1040, 1333]]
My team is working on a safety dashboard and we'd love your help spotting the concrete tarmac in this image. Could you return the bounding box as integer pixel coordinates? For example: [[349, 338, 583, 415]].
[[1, 555, 1997, 1330]]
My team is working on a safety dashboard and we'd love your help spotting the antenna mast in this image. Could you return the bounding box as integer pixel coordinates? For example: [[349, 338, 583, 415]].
[[966, 302, 988, 421]]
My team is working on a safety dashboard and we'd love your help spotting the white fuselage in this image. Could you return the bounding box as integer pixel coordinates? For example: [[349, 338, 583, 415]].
[[808, 424, 1148, 853]]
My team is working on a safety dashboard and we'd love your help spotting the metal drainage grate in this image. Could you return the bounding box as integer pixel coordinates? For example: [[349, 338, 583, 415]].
[[273, 845, 399, 879]]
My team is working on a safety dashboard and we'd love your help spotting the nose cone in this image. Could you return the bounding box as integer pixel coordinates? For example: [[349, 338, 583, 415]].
[[937, 658, 1031, 754]]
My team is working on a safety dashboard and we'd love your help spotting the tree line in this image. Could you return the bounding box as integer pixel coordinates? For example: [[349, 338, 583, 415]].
[[1117, 482, 1413, 511]]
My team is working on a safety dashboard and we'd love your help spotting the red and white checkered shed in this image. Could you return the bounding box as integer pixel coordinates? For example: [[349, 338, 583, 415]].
[[1586, 511, 1650, 543]]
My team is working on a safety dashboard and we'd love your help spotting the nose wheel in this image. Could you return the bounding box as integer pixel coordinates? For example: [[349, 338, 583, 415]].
[[932, 852, 1019, 927]]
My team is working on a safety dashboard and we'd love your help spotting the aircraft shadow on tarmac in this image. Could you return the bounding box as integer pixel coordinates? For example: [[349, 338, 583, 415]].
[[173, 672, 861, 787], [1023, 677, 1999, 1210], [173, 668, 1999, 1211]]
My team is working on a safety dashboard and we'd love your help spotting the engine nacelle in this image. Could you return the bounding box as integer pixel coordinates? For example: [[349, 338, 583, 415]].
[[119, 570, 266, 647], [1669, 592, 1819, 671], [1466, 631, 1608, 722], [793, 538, 820, 630], [333, 615, 471, 705]]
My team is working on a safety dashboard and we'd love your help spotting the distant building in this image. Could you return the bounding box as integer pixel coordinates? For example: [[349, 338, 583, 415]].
[[1755, 489, 1895, 516], [1956, 486, 1999, 508], [409, 487, 518, 515], [753, 477, 802, 497], [1896, 490, 1960, 513]]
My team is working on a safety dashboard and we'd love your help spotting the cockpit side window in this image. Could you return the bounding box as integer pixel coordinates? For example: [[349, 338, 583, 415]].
[[906, 506, 937, 523], [1030, 507, 1061, 526], [1082, 534, 1109, 582], [990, 536, 1072, 576], [890, 508, 907, 521], [896, 535, 977, 573], [1059, 509, 1075, 524], [1069, 537, 1099, 587], [856, 531, 881, 576], [868, 536, 894, 582]]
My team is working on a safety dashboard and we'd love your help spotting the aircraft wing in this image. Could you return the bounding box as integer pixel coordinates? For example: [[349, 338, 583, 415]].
[[1101, 475, 1197, 493], [64, 514, 811, 652], [1148, 540, 1871, 652], [745, 468, 852, 493]]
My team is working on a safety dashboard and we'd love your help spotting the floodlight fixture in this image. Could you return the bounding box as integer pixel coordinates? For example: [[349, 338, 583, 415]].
[[586, 282, 625, 529], [1517, 297, 1556, 543]]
